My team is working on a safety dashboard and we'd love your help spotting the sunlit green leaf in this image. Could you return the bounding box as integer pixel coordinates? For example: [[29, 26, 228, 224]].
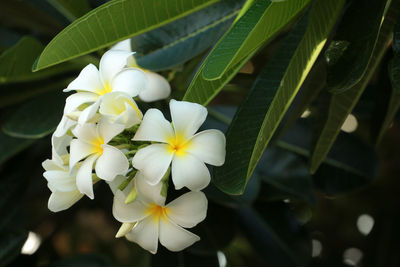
[[33, 0, 222, 71], [202, 0, 310, 80], [310, 0, 400, 173], [2, 91, 65, 139], [214, 0, 344, 195], [326, 0, 388, 93], [131, 0, 243, 71]]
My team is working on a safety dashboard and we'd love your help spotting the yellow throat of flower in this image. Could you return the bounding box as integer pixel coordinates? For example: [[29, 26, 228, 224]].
[[91, 136, 105, 154], [167, 134, 190, 156], [97, 82, 113, 96], [147, 204, 169, 221]]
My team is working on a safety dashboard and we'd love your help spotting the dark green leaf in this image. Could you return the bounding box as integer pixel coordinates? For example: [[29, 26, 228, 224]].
[[214, 0, 344, 195], [48, 0, 91, 21], [0, 28, 21, 52], [237, 204, 311, 267], [2, 91, 65, 139], [0, 132, 35, 165], [33, 0, 222, 71], [326, 0, 388, 93], [309, 0, 400, 173], [202, 0, 311, 80], [0, 229, 28, 266], [131, 0, 243, 71], [0, 36, 83, 84]]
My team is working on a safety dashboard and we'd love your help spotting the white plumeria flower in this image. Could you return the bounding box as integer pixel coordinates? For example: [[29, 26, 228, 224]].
[[132, 99, 226, 191], [111, 39, 171, 102], [113, 172, 207, 254], [69, 120, 129, 199], [64, 50, 147, 124], [99, 92, 142, 128], [42, 134, 83, 212]]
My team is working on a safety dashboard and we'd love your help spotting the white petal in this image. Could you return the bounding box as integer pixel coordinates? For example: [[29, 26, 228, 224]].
[[112, 68, 147, 97], [44, 170, 77, 192], [51, 133, 72, 163], [65, 64, 102, 93], [99, 93, 142, 128], [171, 154, 210, 191], [132, 144, 173, 185], [125, 216, 159, 254], [98, 119, 125, 143], [54, 116, 76, 138], [100, 50, 133, 84], [166, 191, 207, 228], [135, 172, 165, 206], [48, 190, 83, 212], [107, 174, 127, 195], [187, 130, 226, 166], [72, 123, 97, 142], [159, 219, 200, 252], [42, 159, 62, 171], [111, 39, 132, 51], [64, 92, 99, 114], [77, 100, 101, 125], [170, 99, 207, 139], [69, 139, 95, 169], [112, 190, 149, 223], [139, 72, 171, 102], [132, 109, 174, 143], [76, 154, 98, 199], [95, 145, 129, 181]]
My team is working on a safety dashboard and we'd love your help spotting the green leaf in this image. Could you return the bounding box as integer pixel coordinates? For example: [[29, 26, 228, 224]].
[[214, 0, 344, 195], [237, 204, 311, 267], [202, 0, 310, 80], [0, 229, 28, 266], [309, 0, 400, 173], [33, 0, 222, 71], [0, 36, 83, 84], [0, 132, 35, 165], [375, 56, 400, 144], [47, 0, 91, 21], [2, 91, 65, 138], [131, 0, 243, 71], [326, 0, 388, 93]]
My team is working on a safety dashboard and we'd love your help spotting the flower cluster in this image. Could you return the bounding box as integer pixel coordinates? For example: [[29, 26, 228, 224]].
[[42, 45, 226, 254]]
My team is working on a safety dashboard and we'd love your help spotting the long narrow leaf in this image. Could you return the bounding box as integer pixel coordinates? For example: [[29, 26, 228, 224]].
[[214, 0, 344, 195], [33, 0, 222, 71]]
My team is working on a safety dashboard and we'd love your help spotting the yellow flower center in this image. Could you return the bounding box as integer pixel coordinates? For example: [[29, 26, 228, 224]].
[[91, 137, 104, 154], [167, 134, 190, 156], [147, 204, 169, 221], [96, 82, 113, 96]]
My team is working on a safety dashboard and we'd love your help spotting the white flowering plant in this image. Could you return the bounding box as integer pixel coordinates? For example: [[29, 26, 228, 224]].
[[0, 0, 394, 266]]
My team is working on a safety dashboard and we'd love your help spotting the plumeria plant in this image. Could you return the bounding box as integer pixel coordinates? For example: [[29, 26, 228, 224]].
[[43, 47, 226, 253], [0, 0, 398, 266]]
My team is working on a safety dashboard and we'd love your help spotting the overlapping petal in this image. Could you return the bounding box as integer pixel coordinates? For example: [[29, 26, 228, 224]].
[[125, 216, 159, 254], [112, 68, 147, 97], [166, 191, 207, 228], [159, 219, 200, 252], [76, 154, 99, 199], [171, 153, 210, 191], [112, 190, 149, 223], [99, 50, 133, 84], [48, 190, 83, 212], [69, 139, 96, 169], [135, 172, 165, 206], [132, 144, 173, 185], [64, 64, 102, 93], [133, 109, 174, 143], [187, 129, 226, 166], [95, 145, 129, 181], [139, 72, 171, 102], [170, 99, 207, 139]]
